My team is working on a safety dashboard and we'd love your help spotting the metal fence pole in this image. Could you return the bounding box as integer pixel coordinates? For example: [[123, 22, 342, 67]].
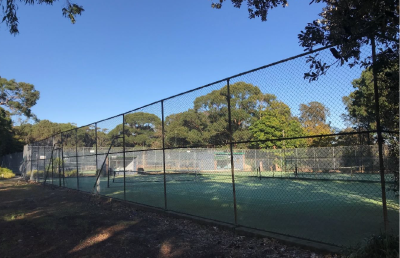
[[371, 37, 388, 231], [61, 133, 65, 187], [123, 114, 126, 200], [36, 146, 39, 182], [30, 146, 33, 180], [161, 100, 168, 210], [95, 123, 99, 191], [226, 78, 238, 226], [75, 128, 79, 190], [42, 144, 48, 185]]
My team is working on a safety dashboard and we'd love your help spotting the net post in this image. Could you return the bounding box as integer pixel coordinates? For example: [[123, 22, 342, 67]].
[[226, 78, 238, 226], [123, 114, 126, 200], [75, 128, 79, 190], [161, 100, 168, 210], [371, 37, 388, 231]]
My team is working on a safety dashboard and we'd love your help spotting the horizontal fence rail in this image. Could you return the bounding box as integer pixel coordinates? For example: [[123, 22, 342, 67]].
[[1, 45, 398, 247]]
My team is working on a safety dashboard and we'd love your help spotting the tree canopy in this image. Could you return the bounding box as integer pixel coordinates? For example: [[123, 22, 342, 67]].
[[0, 77, 40, 119], [250, 100, 307, 149], [299, 101, 332, 146]]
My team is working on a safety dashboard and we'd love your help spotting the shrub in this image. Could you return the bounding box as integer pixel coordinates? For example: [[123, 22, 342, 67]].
[[25, 170, 44, 179], [0, 167, 15, 179], [64, 170, 77, 177]]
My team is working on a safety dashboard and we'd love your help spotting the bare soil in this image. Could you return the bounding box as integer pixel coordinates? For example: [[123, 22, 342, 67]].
[[0, 178, 338, 258]]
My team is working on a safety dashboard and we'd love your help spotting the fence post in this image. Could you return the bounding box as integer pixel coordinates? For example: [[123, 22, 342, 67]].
[[30, 146, 33, 180], [75, 128, 79, 190], [61, 133, 65, 187], [36, 146, 39, 182], [371, 37, 388, 231], [161, 100, 168, 210], [333, 146, 335, 171], [122, 115, 126, 201], [226, 78, 238, 226], [95, 123, 99, 193], [41, 145, 45, 184]]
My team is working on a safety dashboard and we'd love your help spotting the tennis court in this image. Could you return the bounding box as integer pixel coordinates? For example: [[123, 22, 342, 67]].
[[46, 170, 399, 247]]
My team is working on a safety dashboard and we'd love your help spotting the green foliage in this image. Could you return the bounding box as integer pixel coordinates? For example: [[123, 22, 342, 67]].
[[0, 77, 40, 155], [109, 112, 162, 149], [191, 82, 276, 146], [300, 0, 398, 82], [0, 77, 40, 119], [0, 167, 15, 179], [213, 1, 398, 82], [343, 67, 399, 133], [299, 101, 333, 147], [14, 120, 76, 145], [0, 107, 24, 156], [342, 65, 399, 165], [2, 0, 84, 35], [64, 170, 77, 177], [165, 110, 209, 147], [211, 0, 288, 21], [77, 125, 96, 147], [345, 234, 399, 258], [249, 101, 307, 149], [26, 170, 43, 178]]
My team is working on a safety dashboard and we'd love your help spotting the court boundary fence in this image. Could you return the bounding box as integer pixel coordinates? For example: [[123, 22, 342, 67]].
[[1, 44, 398, 247]]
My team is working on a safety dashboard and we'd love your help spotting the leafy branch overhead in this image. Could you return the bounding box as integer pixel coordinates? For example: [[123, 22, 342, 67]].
[[213, 0, 399, 81], [1, 0, 84, 35]]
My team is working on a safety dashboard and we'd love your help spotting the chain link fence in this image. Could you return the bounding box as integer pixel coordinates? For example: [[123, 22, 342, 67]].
[[1, 45, 398, 247]]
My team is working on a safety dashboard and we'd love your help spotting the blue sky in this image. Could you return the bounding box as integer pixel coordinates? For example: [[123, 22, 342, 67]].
[[0, 0, 344, 128]]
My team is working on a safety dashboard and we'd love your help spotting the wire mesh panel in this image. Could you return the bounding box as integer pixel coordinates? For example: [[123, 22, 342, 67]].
[[94, 116, 124, 199], [61, 130, 78, 190], [120, 103, 164, 207], [227, 46, 397, 246], [75, 125, 97, 192], [163, 81, 235, 223]]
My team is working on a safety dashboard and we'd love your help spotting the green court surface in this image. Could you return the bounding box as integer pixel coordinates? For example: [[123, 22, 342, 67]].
[[45, 173, 399, 247]]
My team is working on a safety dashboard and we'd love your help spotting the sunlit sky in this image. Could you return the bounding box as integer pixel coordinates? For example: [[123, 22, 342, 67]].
[[0, 0, 347, 128]]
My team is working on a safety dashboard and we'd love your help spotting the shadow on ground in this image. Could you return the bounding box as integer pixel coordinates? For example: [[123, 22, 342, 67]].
[[0, 178, 330, 258]]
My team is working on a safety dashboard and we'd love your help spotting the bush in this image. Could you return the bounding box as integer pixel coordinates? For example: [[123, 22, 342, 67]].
[[0, 167, 15, 179], [346, 233, 399, 258], [64, 170, 77, 177], [25, 170, 44, 179]]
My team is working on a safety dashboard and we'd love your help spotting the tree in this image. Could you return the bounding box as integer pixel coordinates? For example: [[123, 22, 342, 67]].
[[212, 0, 399, 81], [0, 77, 40, 119], [249, 100, 307, 149], [0, 77, 40, 155], [193, 81, 276, 146], [13, 120, 76, 144], [108, 112, 162, 149], [299, 101, 333, 146], [342, 66, 399, 162], [0, 107, 23, 155], [342, 67, 399, 133], [164, 110, 209, 148], [1, 0, 84, 35]]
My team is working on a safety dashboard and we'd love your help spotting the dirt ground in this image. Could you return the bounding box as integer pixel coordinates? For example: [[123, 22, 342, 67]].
[[0, 178, 338, 258]]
